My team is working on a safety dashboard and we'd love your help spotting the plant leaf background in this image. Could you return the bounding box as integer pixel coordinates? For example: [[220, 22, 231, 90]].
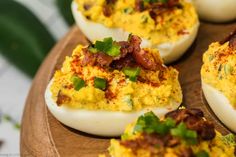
[[0, 0, 72, 154]]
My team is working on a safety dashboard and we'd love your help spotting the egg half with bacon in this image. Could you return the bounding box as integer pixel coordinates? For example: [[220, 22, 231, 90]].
[[71, 0, 199, 64], [201, 30, 236, 133], [106, 108, 236, 157], [45, 35, 182, 136]]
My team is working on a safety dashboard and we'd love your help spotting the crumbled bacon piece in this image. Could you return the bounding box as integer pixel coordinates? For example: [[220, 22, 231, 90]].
[[229, 34, 236, 50], [135, 0, 145, 12], [56, 91, 71, 106], [165, 108, 216, 140], [82, 35, 163, 71], [81, 48, 113, 67], [121, 133, 180, 155], [103, 5, 113, 17], [220, 29, 236, 46], [96, 52, 113, 66]]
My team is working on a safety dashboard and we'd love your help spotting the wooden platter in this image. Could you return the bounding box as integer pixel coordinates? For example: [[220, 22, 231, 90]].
[[20, 22, 236, 157]]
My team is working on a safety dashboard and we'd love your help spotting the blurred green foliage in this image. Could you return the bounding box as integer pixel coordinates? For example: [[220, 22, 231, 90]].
[[0, 0, 55, 77], [56, 0, 75, 25]]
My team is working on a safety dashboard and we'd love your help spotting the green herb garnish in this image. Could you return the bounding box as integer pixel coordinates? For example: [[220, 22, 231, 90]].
[[133, 112, 176, 135], [123, 67, 141, 81], [123, 7, 133, 14], [93, 37, 121, 57], [195, 150, 209, 157], [224, 64, 233, 75], [222, 134, 236, 146], [71, 76, 85, 91], [94, 77, 107, 90], [141, 15, 148, 23], [170, 122, 197, 145]]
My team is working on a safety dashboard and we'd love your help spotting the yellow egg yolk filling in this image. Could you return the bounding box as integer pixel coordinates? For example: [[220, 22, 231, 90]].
[[75, 0, 198, 45], [201, 42, 236, 108], [50, 45, 182, 111]]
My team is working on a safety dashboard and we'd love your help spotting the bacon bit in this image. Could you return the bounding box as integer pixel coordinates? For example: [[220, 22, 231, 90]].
[[102, 0, 117, 17], [220, 29, 236, 45], [135, 0, 145, 12], [83, 3, 92, 10], [133, 49, 158, 70], [81, 48, 96, 66], [111, 54, 137, 70], [165, 109, 216, 140], [56, 91, 71, 106], [105, 89, 117, 100], [103, 5, 113, 17], [137, 76, 160, 87], [177, 29, 189, 36], [82, 48, 113, 67], [105, 0, 117, 4], [96, 53, 113, 66], [229, 34, 236, 50], [178, 147, 194, 157], [121, 133, 180, 155]]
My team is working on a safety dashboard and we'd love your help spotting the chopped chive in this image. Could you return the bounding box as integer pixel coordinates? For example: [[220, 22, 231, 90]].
[[88, 45, 98, 53], [224, 64, 233, 75], [123, 7, 133, 14], [196, 150, 209, 157], [208, 54, 214, 61], [141, 15, 148, 23], [71, 76, 85, 91], [94, 77, 107, 90], [94, 37, 121, 57], [221, 134, 236, 146], [123, 67, 141, 82], [106, 44, 121, 57]]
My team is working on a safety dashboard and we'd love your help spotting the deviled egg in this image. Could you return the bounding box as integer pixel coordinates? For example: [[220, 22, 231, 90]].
[[108, 108, 236, 157], [71, 0, 199, 64], [193, 0, 236, 23], [201, 30, 236, 132], [45, 35, 182, 136]]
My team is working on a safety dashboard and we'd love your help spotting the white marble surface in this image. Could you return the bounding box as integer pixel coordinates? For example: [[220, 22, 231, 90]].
[[0, 0, 69, 155]]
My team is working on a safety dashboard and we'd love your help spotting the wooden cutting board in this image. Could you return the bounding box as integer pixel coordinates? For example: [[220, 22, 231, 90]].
[[20, 22, 236, 157]]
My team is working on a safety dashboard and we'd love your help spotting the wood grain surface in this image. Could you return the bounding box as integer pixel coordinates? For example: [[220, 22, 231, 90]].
[[20, 22, 236, 157]]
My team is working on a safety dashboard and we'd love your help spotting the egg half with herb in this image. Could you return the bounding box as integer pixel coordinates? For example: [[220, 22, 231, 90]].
[[201, 30, 236, 132], [107, 108, 236, 157], [45, 35, 182, 136], [71, 0, 199, 64], [192, 0, 236, 23]]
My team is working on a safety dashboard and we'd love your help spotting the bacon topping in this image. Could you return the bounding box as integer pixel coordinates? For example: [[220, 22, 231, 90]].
[[56, 91, 71, 106], [220, 29, 236, 51], [165, 108, 216, 140], [81, 35, 163, 71], [120, 109, 217, 156]]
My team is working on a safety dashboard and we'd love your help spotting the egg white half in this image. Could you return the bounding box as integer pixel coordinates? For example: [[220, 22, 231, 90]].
[[71, 1, 199, 64], [193, 0, 236, 23], [45, 80, 181, 136], [202, 81, 236, 132]]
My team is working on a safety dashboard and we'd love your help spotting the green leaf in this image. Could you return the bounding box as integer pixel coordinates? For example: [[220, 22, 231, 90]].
[[0, 0, 55, 77], [56, 0, 74, 25]]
